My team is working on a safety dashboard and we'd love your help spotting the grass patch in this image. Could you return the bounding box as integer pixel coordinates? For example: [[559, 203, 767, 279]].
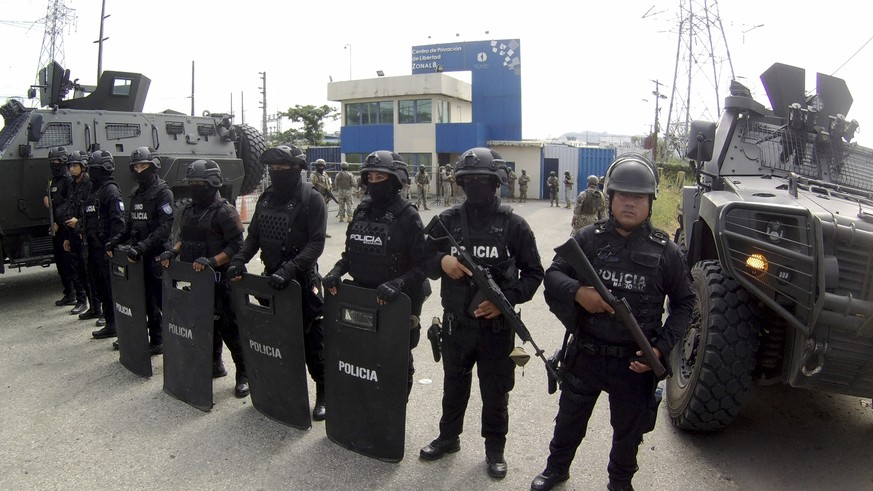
[[651, 172, 684, 235]]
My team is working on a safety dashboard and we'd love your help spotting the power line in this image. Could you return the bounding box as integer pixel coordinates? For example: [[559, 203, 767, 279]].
[[831, 34, 873, 76]]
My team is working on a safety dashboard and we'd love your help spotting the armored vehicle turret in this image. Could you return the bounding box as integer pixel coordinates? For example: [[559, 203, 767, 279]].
[[0, 62, 266, 273], [668, 62, 873, 431]]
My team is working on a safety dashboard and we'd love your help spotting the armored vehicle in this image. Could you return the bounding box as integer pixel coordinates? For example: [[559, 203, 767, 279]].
[[667, 63, 873, 431], [0, 62, 266, 273]]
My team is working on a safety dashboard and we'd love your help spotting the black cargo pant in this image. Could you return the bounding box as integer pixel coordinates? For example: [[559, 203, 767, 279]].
[[302, 315, 325, 385], [437, 310, 515, 454], [69, 234, 94, 307], [54, 232, 84, 301], [213, 281, 245, 374], [143, 257, 163, 345], [86, 244, 114, 328], [544, 345, 655, 485]]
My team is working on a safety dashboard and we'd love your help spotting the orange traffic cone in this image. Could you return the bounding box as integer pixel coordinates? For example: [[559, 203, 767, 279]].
[[239, 196, 251, 224]]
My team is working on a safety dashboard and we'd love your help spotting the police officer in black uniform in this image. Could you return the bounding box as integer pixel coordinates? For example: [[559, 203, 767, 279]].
[[83, 151, 125, 338], [160, 160, 249, 397], [530, 154, 695, 491], [106, 147, 174, 353], [46, 146, 85, 307], [419, 147, 544, 479], [59, 150, 93, 316], [322, 150, 429, 397], [227, 145, 327, 420]]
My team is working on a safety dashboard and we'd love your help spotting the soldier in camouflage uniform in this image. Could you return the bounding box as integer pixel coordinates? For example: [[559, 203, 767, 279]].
[[547, 171, 559, 207], [335, 162, 355, 222], [415, 166, 430, 210], [518, 169, 530, 203], [441, 164, 455, 206], [571, 175, 607, 235], [507, 166, 517, 202], [311, 159, 333, 237]]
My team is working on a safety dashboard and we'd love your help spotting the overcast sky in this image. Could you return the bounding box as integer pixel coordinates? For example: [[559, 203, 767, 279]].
[[3, 0, 872, 146]]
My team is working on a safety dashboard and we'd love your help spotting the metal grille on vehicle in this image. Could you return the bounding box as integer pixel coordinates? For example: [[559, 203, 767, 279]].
[[35, 122, 72, 148], [105, 123, 141, 140]]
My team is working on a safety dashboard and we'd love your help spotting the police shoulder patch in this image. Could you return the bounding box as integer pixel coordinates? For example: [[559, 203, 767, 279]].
[[161, 202, 173, 215]]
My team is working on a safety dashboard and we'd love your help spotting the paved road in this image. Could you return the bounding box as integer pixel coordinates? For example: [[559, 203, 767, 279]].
[[1, 200, 871, 490]]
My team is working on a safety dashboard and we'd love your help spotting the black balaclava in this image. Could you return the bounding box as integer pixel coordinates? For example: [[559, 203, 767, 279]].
[[367, 176, 400, 204], [89, 167, 110, 182], [134, 165, 158, 186], [269, 168, 301, 202], [461, 176, 497, 208], [191, 186, 217, 206], [50, 162, 67, 179]]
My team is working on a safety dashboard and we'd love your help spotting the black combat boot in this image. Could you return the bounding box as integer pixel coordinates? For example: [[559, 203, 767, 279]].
[[234, 370, 249, 398], [78, 306, 102, 321], [419, 437, 461, 460], [70, 302, 88, 315], [95, 316, 106, 327], [312, 382, 326, 421], [91, 325, 117, 339], [486, 451, 507, 479], [531, 469, 570, 491], [149, 343, 163, 356], [55, 292, 76, 306], [607, 480, 634, 491], [213, 360, 228, 378]]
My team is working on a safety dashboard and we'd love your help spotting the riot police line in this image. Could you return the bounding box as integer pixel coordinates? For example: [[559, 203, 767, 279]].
[[44, 144, 693, 490]]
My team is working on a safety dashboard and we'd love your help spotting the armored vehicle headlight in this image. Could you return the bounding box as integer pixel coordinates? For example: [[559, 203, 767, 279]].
[[766, 221, 784, 243], [745, 253, 769, 278]]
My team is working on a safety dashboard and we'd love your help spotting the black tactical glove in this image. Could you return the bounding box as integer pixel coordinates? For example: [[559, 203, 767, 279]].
[[268, 262, 298, 290], [376, 278, 404, 304], [157, 250, 178, 262], [194, 256, 217, 268], [104, 241, 117, 253], [322, 272, 341, 291], [127, 243, 145, 261], [226, 262, 246, 280]]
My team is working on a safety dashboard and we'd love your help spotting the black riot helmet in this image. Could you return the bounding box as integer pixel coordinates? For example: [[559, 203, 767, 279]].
[[48, 146, 69, 164], [260, 144, 307, 170], [361, 150, 409, 186], [129, 146, 161, 170], [603, 153, 658, 199], [184, 159, 223, 188], [453, 147, 508, 185], [87, 150, 115, 172], [66, 150, 88, 170]]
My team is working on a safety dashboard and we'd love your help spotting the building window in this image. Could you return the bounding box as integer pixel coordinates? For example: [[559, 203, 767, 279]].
[[436, 100, 450, 123], [345, 101, 393, 126], [398, 99, 432, 124]]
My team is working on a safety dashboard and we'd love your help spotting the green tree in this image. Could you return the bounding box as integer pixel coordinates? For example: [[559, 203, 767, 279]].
[[281, 104, 339, 145]]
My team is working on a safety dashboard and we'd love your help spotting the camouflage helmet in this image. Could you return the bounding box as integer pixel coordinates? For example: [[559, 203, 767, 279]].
[[361, 150, 408, 186], [453, 147, 508, 184], [550, 171, 556, 176], [340, 162, 349, 170], [129, 146, 161, 169], [87, 150, 115, 172], [603, 153, 658, 199], [184, 159, 223, 188], [48, 146, 68, 164], [587, 175, 599, 186], [260, 145, 307, 170], [315, 158, 326, 168]]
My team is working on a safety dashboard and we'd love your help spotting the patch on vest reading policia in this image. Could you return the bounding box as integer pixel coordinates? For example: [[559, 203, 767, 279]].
[[161, 203, 173, 215]]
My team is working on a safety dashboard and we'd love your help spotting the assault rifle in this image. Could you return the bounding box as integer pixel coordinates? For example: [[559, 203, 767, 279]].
[[425, 216, 559, 382], [553, 238, 667, 377], [46, 178, 55, 237], [316, 185, 339, 205]]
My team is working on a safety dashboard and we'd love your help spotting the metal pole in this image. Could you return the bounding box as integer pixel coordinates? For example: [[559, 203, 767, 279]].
[[94, 0, 110, 80], [190, 60, 195, 117]]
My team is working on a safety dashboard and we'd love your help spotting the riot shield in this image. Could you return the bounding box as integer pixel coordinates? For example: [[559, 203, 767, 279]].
[[109, 251, 151, 378], [323, 283, 411, 462], [162, 260, 215, 412], [231, 273, 310, 430]]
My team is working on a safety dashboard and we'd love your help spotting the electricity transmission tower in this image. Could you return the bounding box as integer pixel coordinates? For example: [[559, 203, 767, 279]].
[[36, 0, 76, 76], [647, 0, 735, 157]]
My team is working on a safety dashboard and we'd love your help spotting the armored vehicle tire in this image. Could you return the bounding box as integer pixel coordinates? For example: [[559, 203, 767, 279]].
[[674, 228, 687, 258], [666, 259, 760, 431], [234, 124, 267, 196]]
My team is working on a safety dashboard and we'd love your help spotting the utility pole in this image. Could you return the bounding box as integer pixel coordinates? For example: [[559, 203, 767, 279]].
[[651, 79, 667, 164], [258, 71, 267, 139], [190, 60, 195, 116], [93, 0, 109, 80], [241, 91, 245, 125]]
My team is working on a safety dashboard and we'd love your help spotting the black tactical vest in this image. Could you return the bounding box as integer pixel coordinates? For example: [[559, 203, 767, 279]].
[[129, 180, 171, 244], [178, 199, 230, 264], [345, 197, 413, 287], [84, 181, 119, 247], [441, 205, 516, 317], [255, 184, 312, 273], [580, 223, 668, 345]]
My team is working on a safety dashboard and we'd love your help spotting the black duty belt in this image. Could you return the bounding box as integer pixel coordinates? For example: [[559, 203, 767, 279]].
[[578, 340, 636, 358]]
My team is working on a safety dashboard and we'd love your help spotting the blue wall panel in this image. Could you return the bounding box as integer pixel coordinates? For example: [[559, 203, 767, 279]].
[[435, 123, 490, 153], [577, 148, 616, 193], [340, 125, 393, 154]]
